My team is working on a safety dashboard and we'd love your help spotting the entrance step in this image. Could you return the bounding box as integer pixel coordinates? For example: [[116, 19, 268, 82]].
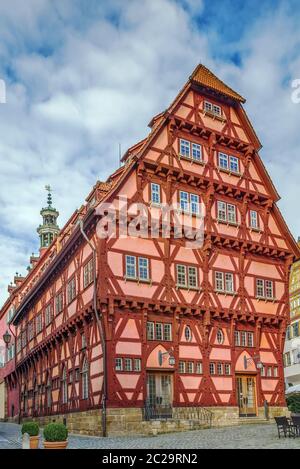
[[238, 417, 270, 425]]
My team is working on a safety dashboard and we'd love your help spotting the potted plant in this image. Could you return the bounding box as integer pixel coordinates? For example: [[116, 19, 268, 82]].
[[21, 422, 40, 449], [43, 422, 68, 449], [287, 394, 300, 416]]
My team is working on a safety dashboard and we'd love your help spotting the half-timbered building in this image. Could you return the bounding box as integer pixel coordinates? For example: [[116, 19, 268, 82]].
[[7, 64, 300, 435]]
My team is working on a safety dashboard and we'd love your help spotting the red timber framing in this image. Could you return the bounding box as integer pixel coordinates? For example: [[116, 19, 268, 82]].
[[10, 64, 300, 426]]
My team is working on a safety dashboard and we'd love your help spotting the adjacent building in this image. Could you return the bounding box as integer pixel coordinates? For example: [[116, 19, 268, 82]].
[[1, 64, 299, 435]]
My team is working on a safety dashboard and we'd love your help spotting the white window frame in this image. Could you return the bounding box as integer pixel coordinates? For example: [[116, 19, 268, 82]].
[[179, 139, 190, 158], [250, 210, 259, 229], [151, 183, 161, 205]]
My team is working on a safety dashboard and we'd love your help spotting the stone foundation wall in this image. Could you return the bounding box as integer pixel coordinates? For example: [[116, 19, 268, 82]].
[[22, 405, 290, 437]]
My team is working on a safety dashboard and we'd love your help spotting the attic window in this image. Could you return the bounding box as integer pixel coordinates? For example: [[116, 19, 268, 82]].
[[204, 101, 222, 116]]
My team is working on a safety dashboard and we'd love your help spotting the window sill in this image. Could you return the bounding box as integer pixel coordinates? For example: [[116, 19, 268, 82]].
[[176, 284, 201, 292], [250, 227, 262, 233], [149, 202, 162, 208], [202, 110, 226, 123], [178, 155, 206, 166], [177, 209, 202, 219], [215, 290, 237, 297], [216, 218, 240, 228], [256, 296, 277, 303], [217, 167, 242, 178], [124, 276, 152, 285]]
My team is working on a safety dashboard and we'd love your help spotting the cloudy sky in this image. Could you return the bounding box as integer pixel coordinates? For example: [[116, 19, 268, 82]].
[[0, 0, 300, 305]]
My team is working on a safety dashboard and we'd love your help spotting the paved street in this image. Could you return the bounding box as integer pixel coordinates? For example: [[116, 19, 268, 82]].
[[0, 421, 300, 449]]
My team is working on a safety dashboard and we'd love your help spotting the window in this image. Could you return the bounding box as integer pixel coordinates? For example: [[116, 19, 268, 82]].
[[217, 329, 224, 345], [115, 358, 123, 371], [217, 201, 227, 222], [235, 331, 254, 348], [151, 183, 161, 205], [134, 358, 141, 372], [267, 367, 272, 377], [227, 204, 237, 224], [215, 272, 234, 293], [45, 303, 53, 326], [293, 322, 299, 338], [187, 362, 194, 374], [217, 201, 237, 224], [61, 367, 68, 404], [28, 321, 34, 341], [147, 321, 172, 341], [7, 307, 15, 324], [36, 314, 43, 334], [218, 152, 240, 173], [180, 139, 190, 158], [81, 358, 89, 400], [179, 361, 186, 373], [217, 363, 223, 375], [46, 377, 52, 409], [83, 258, 94, 288], [124, 358, 132, 371], [176, 264, 198, 289], [256, 279, 275, 300], [21, 330, 27, 348], [274, 367, 278, 377], [17, 337, 21, 353], [209, 363, 216, 375], [179, 191, 200, 215], [204, 101, 222, 116], [196, 362, 203, 374], [247, 332, 254, 348], [81, 333, 87, 349], [7, 344, 15, 362], [125, 255, 149, 281], [224, 363, 231, 375], [180, 139, 203, 162], [55, 292, 64, 315], [250, 210, 259, 229], [185, 326, 192, 342], [67, 277, 76, 304]]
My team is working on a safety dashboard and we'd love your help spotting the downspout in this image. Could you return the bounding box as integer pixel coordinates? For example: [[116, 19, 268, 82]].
[[79, 219, 107, 437]]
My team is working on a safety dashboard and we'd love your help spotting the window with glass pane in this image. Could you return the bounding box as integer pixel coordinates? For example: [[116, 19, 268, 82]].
[[256, 279, 265, 298], [204, 101, 213, 112], [134, 359, 141, 372], [247, 332, 254, 347], [265, 280, 274, 299], [179, 361, 186, 373], [147, 322, 155, 340], [187, 362, 194, 373], [61, 367, 68, 404], [81, 358, 89, 400], [209, 363, 215, 375], [225, 364, 231, 375], [163, 324, 172, 341], [138, 257, 149, 280], [217, 329, 224, 344], [261, 365, 265, 376], [219, 152, 228, 169], [180, 191, 189, 212], [241, 331, 247, 347], [213, 104, 221, 115], [124, 358, 132, 371], [217, 363, 223, 375], [68, 277, 76, 303], [185, 326, 192, 342], [177, 265, 187, 287], [192, 143, 202, 161], [225, 273, 234, 293], [227, 204, 237, 223], [196, 362, 202, 374], [217, 201, 227, 221], [190, 194, 200, 215], [250, 210, 259, 229], [45, 304, 52, 326], [115, 358, 123, 371], [151, 183, 161, 204], [180, 139, 190, 157], [156, 323, 163, 340], [274, 367, 278, 377], [215, 272, 224, 291], [126, 255, 136, 279], [229, 156, 239, 173], [293, 322, 299, 338], [188, 266, 197, 288], [83, 259, 94, 288]]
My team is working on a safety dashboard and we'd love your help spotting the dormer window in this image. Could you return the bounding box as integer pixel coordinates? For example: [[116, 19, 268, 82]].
[[204, 101, 222, 116]]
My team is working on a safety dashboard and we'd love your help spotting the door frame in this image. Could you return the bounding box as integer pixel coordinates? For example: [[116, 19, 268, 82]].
[[235, 373, 258, 417]]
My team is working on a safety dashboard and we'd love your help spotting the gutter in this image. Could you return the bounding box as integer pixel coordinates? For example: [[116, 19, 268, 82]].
[[79, 219, 107, 438]]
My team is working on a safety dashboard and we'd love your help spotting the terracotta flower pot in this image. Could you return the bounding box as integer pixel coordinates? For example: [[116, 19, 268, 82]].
[[43, 440, 68, 449], [29, 436, 40, 449]]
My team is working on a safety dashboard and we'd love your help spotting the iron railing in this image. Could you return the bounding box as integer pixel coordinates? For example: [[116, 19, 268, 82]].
[[143, 402, 173, 421], [143, 402, 213, 427]]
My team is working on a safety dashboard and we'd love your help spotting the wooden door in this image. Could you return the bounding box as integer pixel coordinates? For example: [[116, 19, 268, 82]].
[[236, 375, 257, 416]]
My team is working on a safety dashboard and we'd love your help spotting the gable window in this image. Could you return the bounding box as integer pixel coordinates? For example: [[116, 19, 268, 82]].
[[217, 201, 237, 224], [83, 258, 94, 288], [125, 255, 149, 281], [217, 329, 224, 345], [151, 183, 161, 205], [218, 152, 240, 174], [185, 326, 192, 342], [55, 292, 64, 315], [67, 277, 76, 304], [256, 279, 275, 300], [250, 210, 259, 229], [179, 191, 200, 215], [215, 271, 234, 294], [204, 101, 222, 116], [45, 303, 53, 326], [176, 264, 198, 289]]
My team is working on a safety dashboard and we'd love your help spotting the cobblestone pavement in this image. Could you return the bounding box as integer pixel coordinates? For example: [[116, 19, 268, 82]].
[[1, 422, 300, 449]]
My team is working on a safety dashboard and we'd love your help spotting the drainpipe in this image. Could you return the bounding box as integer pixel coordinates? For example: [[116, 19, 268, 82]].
[[79, 219, 107, 437]]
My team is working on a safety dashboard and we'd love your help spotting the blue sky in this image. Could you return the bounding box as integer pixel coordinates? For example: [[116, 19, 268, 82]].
[[0, 0, 300, 304]]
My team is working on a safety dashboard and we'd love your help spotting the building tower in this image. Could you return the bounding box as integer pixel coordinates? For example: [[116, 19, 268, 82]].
[[37, 185, 60, 249]]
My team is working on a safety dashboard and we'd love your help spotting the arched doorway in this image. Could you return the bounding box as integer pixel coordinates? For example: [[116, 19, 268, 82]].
[[235, 351, 258, 417]]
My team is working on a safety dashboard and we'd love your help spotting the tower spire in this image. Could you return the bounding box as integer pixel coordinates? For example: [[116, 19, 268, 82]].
[[37, 186, 60, 250]]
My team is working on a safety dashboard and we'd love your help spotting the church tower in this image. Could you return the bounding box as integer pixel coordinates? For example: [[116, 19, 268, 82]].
[[37, 185, 60, 250]]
